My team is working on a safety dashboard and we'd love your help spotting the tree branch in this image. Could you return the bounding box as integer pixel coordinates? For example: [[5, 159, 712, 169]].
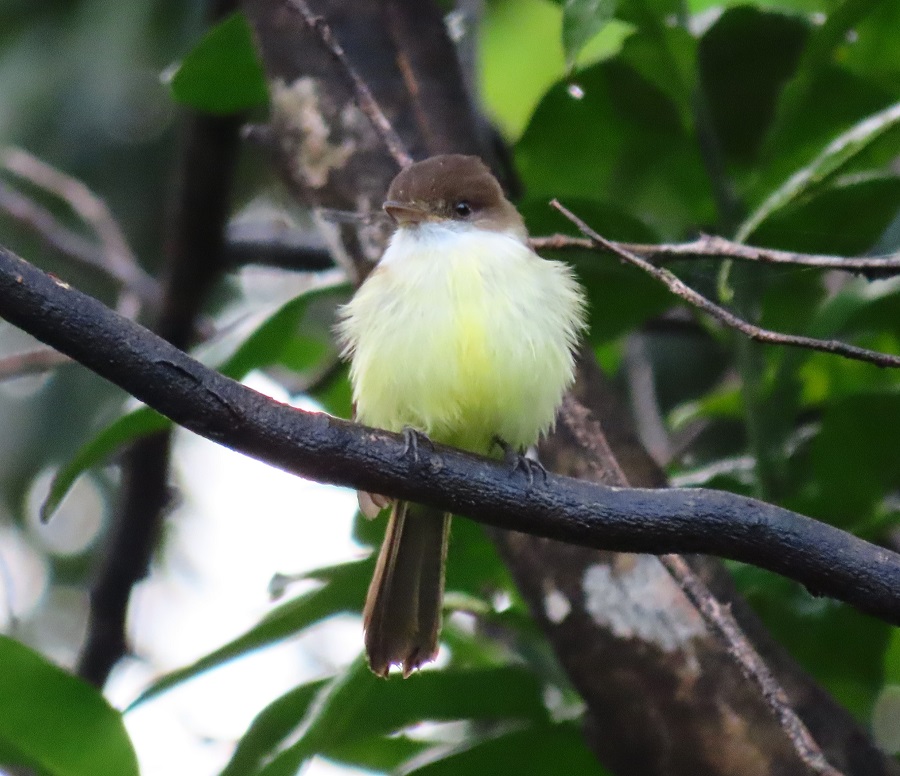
[[558, 395, 842, 776], [529, 232, 900, 276], [220, 223, 900, 277], [284, 0, 414, 168], [223, 220, 334, 271], [0, 348, 71, 382], [0, 178, 160, 308], [552, 201, 900, 369], [75, 0, 244, 683], [1, 148, 158, 312], [3, 243, 900, 629]]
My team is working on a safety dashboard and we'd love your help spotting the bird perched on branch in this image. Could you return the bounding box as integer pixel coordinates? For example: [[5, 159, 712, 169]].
[[337, 154, 586, 677]]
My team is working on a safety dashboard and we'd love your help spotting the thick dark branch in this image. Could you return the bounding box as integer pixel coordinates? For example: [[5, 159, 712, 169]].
[[552, 201, 900, 369], [3, 244, 900, 628], [530, 233, 900, 276]]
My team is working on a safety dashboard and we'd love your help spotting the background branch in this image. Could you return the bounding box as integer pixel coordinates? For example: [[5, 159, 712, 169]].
[[530, 232, 900, 276], [552, 200, 900, 369], [220, 222, 900, 277], [74, 0, 243, 686], [558, 394, 841, 776], [0, 172, 160, 308], [0, 348, 72, 382], [223, 220, 334, 271], [1, 147, 157, 314], [285, 0, 413, 168]]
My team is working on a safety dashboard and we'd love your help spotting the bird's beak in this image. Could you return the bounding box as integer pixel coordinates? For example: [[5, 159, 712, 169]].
[[383, 200, 428, 225]]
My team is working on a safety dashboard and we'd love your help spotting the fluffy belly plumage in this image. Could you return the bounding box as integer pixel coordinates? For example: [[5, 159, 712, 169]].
[[337, 225, 585, 455]]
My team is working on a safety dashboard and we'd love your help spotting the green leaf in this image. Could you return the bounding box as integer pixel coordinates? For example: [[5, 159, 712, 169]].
[[445, 518, 516, 598], [748, 172, 900, 256], [810, 275, 900, 341], [616, 0, 680, 28], [698, 7, 809, 164], [405, 721, 607, 776], [328, 735, 430, 772], [41, 407, 169, 521], [480, 0, 632, 139], [169, 11, 268, 114], [259, 659, 551, 775], [839, 0, 900, 92], [219, 679, 330, 776], [218, 283, 350, 378], [0, 636, 139, 776], [811, 393, 900, 522], [617, 24, 696, 126], [41, 282, 350, 521], [790, 276, 900, 406], [885, 629, 900, 684], [131, 558, 372, 708], [517, 58, 715, 239], [755, 64, 895, 202], [766, 0, 891, 155], [562, 0, 617, 70], [738, 101, 900, 241]]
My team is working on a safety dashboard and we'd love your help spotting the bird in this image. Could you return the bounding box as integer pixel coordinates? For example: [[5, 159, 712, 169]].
[[336, 154, 587, 677]]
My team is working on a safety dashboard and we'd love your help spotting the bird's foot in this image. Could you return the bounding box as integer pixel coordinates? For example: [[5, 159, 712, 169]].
[[492, 437, 548, 488], [400, 427, 434, 464]]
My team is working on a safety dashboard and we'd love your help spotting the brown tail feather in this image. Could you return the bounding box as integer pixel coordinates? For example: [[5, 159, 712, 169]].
[[363, 501, 450, 677]]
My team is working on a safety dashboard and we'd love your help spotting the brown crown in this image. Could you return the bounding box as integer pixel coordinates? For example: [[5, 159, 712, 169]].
[[384, 155, 523, 233]]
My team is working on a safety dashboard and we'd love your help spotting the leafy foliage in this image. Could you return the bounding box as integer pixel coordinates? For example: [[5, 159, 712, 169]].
[[1, 0, 899, 773], [562, 0, 618, 70], [41, 282, 350, 520], [0, 637, 138, 776], [169, 11, 268, 114]]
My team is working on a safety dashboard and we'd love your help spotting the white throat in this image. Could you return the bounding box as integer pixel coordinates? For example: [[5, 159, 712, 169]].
[[379, 221, 528, 268]]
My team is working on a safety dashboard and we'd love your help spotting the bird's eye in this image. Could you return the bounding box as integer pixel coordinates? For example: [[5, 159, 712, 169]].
[[453, 201, 472, 218]]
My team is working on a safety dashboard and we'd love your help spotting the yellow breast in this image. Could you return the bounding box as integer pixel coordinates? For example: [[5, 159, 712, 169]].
[[336, 223, 586, 455]]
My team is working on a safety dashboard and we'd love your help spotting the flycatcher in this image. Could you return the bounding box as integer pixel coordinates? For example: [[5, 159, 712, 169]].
[[337, 155, 586, 677]]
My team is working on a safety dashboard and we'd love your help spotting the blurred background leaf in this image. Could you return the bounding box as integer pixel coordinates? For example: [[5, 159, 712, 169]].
[[168, 11, 268, 114], [562, 0, 618, 71], [0, 636, 139, 776]]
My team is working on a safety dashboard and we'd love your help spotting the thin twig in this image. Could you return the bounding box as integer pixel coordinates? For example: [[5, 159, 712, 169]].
[[551, 201, 900, 369], [0, 348, 71, 382], [0, 181, 102, 268], [557, 395, 843, 776], [1, 149, 159, 308], [3, 148, 136, 273], [657, 554, 842, 776], [529, 232, 900, 275], [283, 0, 414, 169]]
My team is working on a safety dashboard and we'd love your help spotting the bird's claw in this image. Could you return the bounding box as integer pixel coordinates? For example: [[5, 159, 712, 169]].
[[400, 427, 433, 464], [514, 455, 548, 487], [493, 436, 548, 488]]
